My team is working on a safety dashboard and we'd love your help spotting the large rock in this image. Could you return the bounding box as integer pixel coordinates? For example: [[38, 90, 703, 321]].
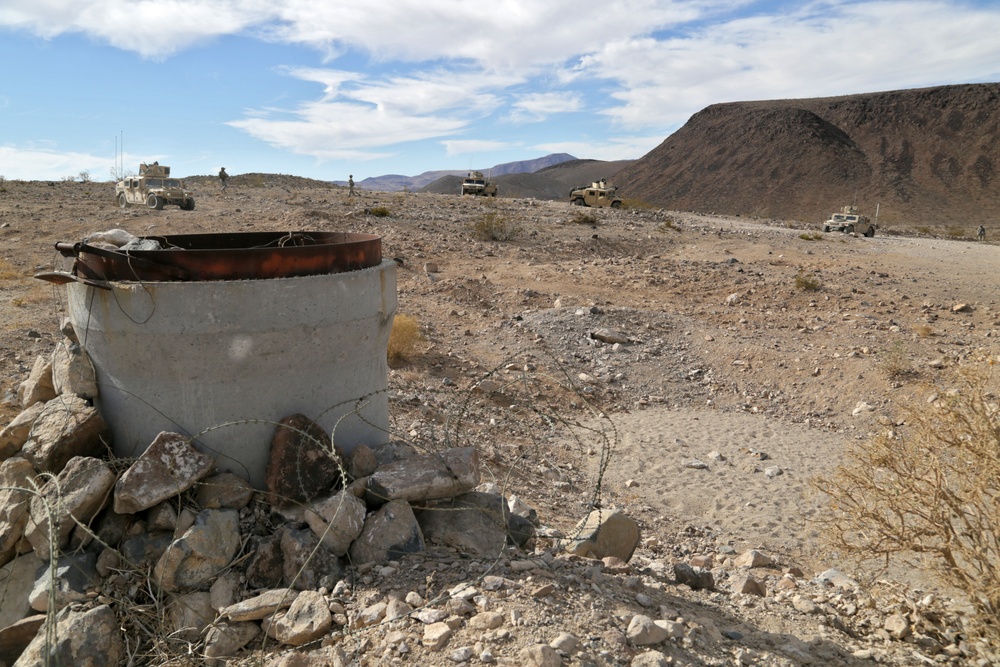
[[280, 527, 343, 590], [303, 491, 367, 556], [0, 402, 46, 461], [13, 604, 122, 667], [263, 590, 332, 646], [203, 620, 260, 666], [154, 509, 241, 592], [265, 414, 345, 505], [221, 588, 298, 622], [24, 456, 116, 558], [21, 396, 107, 474], [245, 533, 283, 589], [167, 591, 216, 642], [50, 340, 98, 399], [28, 549, 100, 612], [17, 356, 55, 409], [113, 432, 216, 514], [0, 614, 45, 667], [195, 472, 254, 509], [349, 500, 425, 565], [563, 509, 640, 562], [0, 553, 42, 631], [365, 447, 480, 506], [0, 457, 36, 566], [417, 491, 534, 557]]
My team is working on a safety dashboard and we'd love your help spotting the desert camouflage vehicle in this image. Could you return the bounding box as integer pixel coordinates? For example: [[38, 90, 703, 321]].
[[116, 163, 195, 211], [569, 179, 622, 208], [822, 205, 875, 237], [461, 171, 498, 197]]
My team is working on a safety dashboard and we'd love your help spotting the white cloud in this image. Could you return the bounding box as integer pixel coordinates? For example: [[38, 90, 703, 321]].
[[576, 1, 1000, 130], [506, 92, 582, 123], [0, 0, 276, 59], [0, 145, 120, 181], [229, 66, 520, 161]]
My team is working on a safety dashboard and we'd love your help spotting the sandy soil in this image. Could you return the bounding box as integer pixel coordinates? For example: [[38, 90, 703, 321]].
[[1, 177, 998, 664]]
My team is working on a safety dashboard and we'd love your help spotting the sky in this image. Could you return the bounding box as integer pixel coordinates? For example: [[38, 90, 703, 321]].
[[1, 0, 999, 183]]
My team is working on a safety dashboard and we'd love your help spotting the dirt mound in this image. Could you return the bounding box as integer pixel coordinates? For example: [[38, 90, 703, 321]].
[[617, 82, 1000, 227]]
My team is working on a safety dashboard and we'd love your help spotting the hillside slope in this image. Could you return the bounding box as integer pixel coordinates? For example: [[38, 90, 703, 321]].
[[616, 83, 1000, 227]]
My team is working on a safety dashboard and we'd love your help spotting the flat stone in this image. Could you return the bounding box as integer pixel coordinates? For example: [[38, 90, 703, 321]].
[[265, 413, 345, 505], [15, 604, 122, 667], [0, 402, 46, 460], [21, 395, 107, 474], [304, 491, 367, 556], [563, 509, 640, 561], [195, 472, 254, 509], [349, 500, 425, 565], [50, 340, 97, 399], [222, 589, 299, 622], [114, 432, 216, 514], [366, 447, 479, 506], [25, 456, 116, 557], [154, 509, 241, 592]]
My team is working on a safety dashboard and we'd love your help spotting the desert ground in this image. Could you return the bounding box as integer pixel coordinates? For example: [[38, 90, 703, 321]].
[[0, 175, 997, 665]]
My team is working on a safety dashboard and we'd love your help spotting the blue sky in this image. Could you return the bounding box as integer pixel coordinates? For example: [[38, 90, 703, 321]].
[[1, 0, 999, 182]]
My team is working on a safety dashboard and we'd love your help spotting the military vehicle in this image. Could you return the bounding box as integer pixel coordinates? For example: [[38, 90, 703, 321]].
[[822, 205, 876, 237], [569, 179, 623, 208], [116, 162, 196, 211], [460, 171, 498, 197]]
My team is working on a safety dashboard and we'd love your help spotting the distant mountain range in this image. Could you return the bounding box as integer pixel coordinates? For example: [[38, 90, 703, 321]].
[[350, 153, 579, 192]]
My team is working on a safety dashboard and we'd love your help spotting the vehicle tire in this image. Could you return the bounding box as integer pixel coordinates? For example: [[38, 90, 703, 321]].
[[572, 198, 585, 206], [610, 200, 622, 209], [147, 194, 164, 210], [844, 225, 854, 234], [822, 225, 830, 232], [864, 227, 875, 237], [181, 199, 196, 211], [118, 193, 128, 209]]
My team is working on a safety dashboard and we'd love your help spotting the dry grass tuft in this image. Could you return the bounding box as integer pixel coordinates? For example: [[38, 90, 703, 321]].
[[814, 361, 1000, 646], [470, 212, 521, 241], [387, 314, 423, 364], [794, 270, 822, 291]]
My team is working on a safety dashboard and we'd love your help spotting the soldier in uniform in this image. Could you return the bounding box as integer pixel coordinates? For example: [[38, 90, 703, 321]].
[[977, 225, 986, 241], [348, 174, 356, 197], [219, 167, 230, 191]]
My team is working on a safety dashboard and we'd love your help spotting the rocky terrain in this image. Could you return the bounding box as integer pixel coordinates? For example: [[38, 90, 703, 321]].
[[0, 175, 998, 666], [615, 82, 1000, 227]]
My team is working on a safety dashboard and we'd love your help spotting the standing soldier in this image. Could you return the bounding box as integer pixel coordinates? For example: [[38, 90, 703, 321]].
[[348, 174, 356, 197], [219, 167, 230, 192], [977, 225, 986, 242]]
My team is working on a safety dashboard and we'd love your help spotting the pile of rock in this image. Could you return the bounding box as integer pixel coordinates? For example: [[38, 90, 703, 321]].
[[0, 326, 642, 665]]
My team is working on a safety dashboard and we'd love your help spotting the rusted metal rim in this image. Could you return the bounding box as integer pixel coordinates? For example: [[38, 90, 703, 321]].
[[53, 231, 382, 282]]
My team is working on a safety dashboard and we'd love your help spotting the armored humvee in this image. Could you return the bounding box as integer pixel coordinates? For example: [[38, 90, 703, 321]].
[[569, 179, 622, 208], [461, 171, 498, 197], [822, 205, 875, 237], [116, 163, 196, 211]]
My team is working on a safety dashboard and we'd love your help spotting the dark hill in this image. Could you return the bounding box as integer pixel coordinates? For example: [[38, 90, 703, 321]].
[[616, 83, 1000, 226]]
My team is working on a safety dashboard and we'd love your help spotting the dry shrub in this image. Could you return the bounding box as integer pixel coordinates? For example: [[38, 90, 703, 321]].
[[794, 270, 822, 291], [365, 206, 392, 218], [878, 342, 917, 381], [471, 212, 521, 241], [387, 314, 422, 364], [799, 232, 823, 241], [914, 323, 935, 338], [0, 258, 20, 280], [814, 362, 1000, 644], [569, 210, 599, 226]]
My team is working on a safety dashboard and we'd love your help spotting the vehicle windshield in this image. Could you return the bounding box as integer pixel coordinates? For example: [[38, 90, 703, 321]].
[[145, 178, 183, 188]]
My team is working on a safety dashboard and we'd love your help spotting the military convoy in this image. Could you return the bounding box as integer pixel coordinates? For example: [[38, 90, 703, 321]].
[[461, 171, 498, 197], [116, 163, 195, 211], [822, 205, 876, 237], [569, 179, 622, 208]]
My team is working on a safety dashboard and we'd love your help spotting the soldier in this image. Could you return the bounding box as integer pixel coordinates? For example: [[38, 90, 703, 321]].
[[219, 167, 229, 191], [977, 225, 986, 241], [348, 174, 356, 197]]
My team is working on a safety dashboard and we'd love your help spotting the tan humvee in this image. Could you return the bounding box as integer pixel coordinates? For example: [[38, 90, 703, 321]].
[[461, 171, 498, 197], [115, 163, 196, 211], [569, 179, 623, 208]]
